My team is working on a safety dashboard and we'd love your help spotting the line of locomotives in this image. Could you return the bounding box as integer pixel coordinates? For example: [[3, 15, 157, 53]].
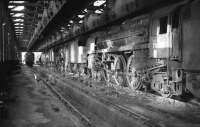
[[39, 1, 200, 98]]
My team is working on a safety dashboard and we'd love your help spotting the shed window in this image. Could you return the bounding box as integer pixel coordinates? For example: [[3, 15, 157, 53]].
[[159, 16, 168, 34]]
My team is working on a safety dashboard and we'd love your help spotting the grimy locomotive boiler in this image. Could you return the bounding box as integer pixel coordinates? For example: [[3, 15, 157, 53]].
[[40, 0, 200, 98]]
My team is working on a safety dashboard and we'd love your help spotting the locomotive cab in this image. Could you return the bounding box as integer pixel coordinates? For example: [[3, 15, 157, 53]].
[[149, 0, 200, 98], [181, 1, 200, 98], [150, 4, 182, 59], [149, 3, 184, 97]]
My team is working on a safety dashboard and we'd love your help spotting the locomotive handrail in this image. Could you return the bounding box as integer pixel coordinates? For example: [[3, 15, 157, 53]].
[[148, 65, 167, 71]]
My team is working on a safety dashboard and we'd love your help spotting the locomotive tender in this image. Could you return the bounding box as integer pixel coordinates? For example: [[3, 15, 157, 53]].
[[41, 0, 200, 98]]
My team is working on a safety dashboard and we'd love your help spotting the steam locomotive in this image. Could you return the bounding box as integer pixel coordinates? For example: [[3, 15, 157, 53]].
[[41, 0, 200, 98], [85, 0, 200, 98], [25, 52, 34, 67]]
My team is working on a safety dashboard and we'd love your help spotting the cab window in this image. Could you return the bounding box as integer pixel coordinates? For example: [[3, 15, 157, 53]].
[[172, 12, 179, 29], [159, 16, 168, 34]]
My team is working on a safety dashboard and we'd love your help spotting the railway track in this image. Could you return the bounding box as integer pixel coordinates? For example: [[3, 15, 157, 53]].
[[33, 68, 165, 127], [40, 78, 94, 127], [33, 67, 200, 127]]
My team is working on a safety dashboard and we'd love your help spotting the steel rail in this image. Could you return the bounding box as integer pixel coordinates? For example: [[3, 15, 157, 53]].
[[40, 78, 94, 127]]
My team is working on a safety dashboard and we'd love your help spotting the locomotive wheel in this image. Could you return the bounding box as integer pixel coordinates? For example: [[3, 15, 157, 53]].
[[102, 69, 109, 82], [113, 55, 127, 86], [151, 74, 172, 98], [104, 69, 113, 85], [126, 55, 142, 90], [97, 70, 107, 82], [160, 86, 172, 98]]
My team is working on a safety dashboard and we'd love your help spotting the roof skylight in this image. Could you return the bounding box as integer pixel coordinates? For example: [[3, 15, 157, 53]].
[[8, 5, 15, 9], [78, 15, 85, 18], [69, 20, 73, 24], [15, 26, 24, 29], [93, 0, 106, 7], [14, 19, 24, 22], [12, 6, 25, 11], [79, 20, 83, 24], [95, 10, 103, 14], [9, 1, 25, 4], [13, 13, 24, 17], [14, 23, 24, 26]]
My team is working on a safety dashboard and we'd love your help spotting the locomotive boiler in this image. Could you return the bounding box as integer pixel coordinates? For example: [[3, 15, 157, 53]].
[[86, 0, 200, 98]]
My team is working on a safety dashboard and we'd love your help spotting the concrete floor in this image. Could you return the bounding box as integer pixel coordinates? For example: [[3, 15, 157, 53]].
[[2, 66, 200, 127], [35, 66, 200, 127], [0, 66, 85, 127]]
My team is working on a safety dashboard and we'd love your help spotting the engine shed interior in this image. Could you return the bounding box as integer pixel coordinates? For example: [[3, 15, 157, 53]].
[[1, 0, 200, 127]]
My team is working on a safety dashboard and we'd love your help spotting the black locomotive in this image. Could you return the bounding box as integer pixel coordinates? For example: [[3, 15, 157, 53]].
[[40, 0, 200, 98], [25, 52, 34, 67]]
